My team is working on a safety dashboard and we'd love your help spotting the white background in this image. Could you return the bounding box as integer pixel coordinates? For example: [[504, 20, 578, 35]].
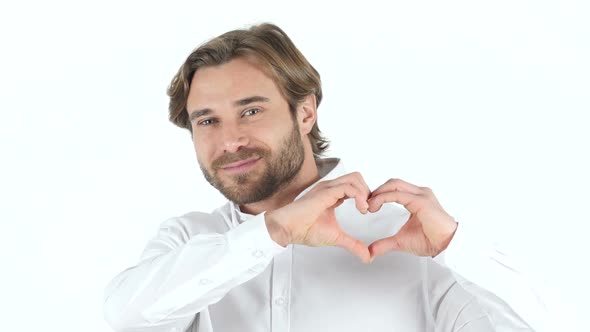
[[0, 0, 588, 330]]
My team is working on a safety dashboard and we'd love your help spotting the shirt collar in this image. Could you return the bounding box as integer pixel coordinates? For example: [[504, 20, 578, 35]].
[[230, 157, 345, 222]]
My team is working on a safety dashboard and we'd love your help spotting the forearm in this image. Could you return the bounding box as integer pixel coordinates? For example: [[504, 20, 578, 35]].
[[103, 213, 285, 331], [103, 254, 197, 332]]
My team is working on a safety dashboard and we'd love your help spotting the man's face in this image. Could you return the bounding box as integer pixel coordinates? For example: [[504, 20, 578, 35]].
[[186, 57, 305, 204]]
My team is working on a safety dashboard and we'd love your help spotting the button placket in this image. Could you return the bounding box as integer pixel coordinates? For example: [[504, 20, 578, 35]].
[[271, 244, 293, 332]]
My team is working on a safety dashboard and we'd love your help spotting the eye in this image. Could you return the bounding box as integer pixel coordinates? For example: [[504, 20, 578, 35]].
[[242, 108, 261, 117], [198, 118, 217, 126]]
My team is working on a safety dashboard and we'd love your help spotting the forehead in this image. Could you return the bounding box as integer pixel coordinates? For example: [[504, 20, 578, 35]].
[[186, 57, 283, 111]]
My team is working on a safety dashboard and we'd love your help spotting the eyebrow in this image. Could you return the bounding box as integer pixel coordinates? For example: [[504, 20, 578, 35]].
[[188, 95, 270, 122], [233, 95, 270, 107]]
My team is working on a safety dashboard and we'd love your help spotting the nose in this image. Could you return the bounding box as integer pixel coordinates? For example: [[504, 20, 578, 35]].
[[220, 123, 249, 153]]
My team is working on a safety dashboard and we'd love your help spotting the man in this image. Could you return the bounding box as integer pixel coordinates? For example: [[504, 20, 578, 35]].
[[103, 23, 548, 331]]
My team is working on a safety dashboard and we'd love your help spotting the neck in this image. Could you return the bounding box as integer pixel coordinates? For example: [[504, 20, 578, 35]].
[[239, 156, 320, 215]]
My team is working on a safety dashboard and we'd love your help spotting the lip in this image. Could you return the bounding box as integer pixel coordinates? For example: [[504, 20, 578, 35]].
[[221, 157, 261, 172]]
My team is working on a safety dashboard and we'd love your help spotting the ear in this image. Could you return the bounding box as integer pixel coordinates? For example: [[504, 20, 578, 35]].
[[296, 94, 317, 135]]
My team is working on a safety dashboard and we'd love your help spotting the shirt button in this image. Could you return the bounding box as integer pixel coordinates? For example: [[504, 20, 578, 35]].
[[252, 249, 264, 258], [274, 297, 286, 306], [199, 278, 212, 285]]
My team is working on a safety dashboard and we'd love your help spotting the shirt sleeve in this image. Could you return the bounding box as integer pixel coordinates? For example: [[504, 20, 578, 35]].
[[433, 222, 554, 332], [103, 212, 286, 332]]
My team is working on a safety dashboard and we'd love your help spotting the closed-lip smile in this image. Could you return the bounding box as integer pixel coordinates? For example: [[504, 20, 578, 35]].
[[221, 157, 261, 170]]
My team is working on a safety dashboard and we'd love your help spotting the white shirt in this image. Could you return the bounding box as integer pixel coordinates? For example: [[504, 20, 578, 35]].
[[103, 158, 550, 332]]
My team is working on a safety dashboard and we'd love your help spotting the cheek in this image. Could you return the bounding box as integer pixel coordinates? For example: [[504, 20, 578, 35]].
[[194, 133, 226, 167], [192, 136, 211, 163]]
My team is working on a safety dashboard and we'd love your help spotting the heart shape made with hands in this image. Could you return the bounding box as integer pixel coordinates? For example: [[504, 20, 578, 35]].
[[267, 176, 458, 264], [348, 178, 458, 262]]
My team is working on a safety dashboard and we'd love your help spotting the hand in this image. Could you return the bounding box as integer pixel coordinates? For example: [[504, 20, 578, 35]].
[[265, 172, 372, 263], [367, 178, 458, 260]]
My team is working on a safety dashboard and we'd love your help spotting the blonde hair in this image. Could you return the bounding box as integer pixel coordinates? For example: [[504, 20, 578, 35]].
[[167, 23, 329, 158]]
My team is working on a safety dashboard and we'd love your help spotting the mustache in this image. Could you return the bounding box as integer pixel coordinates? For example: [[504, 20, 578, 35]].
[[211, 148, 269, 170]]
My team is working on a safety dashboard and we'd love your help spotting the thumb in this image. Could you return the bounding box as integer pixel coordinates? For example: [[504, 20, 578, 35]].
[[334, 232, 370, 264], [368, 235, 404, 259]]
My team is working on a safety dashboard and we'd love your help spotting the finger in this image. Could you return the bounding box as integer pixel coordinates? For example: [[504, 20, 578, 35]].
[[327, 182, 368, 214], [368, 235, 403, 259], [332, 198, 345, 209], [367, 191, 422, 213], [370, 178, 423, 198], [327, 172, 371, 212], [335, 232, 371, 263], [352, 172, 372, 203], [323, 183, 365, 213]]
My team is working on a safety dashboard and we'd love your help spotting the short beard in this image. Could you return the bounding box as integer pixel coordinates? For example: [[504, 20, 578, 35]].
[[199, 121, 305, 205]]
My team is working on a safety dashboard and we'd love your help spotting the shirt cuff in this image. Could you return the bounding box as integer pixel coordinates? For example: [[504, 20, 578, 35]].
[[225, 211, 287, 262]]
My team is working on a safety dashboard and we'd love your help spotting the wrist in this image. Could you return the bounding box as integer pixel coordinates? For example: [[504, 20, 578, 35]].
[[264, 211, 291, 247], [438, 220, 459, 252]]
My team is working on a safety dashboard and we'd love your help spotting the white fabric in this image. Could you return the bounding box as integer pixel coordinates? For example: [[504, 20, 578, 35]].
[[103, 158, 550, 332]]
